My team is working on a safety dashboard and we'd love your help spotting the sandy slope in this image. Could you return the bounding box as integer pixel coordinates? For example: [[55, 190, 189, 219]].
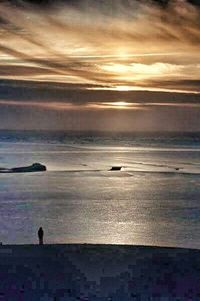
[[0, 244, 200, 300]]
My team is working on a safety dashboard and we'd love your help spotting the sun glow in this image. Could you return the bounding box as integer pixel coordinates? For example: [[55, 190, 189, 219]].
[[111, 101, 129, 106], [114, 86, 134, 91], [103, 101, 133, 109]]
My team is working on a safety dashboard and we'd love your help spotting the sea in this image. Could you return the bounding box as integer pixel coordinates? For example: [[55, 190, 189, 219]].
[[0, 130, 199, 248]]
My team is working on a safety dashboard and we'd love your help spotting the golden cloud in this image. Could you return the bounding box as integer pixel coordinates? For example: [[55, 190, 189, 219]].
[[0, 0, 199, 94]]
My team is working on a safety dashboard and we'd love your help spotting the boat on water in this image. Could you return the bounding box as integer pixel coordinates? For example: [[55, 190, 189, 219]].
[[110, 166, 122, 171]]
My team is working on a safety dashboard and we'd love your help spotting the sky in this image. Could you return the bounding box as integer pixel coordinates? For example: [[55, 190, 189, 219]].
[[0, 0, 199, 132]]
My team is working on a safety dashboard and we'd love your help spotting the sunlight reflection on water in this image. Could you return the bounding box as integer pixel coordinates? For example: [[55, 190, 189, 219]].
[[0, 141, 199, 248]]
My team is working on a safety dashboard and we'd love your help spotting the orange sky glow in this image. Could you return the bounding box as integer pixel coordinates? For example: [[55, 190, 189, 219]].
[[0, 0, 199, 131]]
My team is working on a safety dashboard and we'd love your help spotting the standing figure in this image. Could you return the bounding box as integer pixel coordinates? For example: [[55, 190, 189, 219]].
[[38, 227, 44, 245]]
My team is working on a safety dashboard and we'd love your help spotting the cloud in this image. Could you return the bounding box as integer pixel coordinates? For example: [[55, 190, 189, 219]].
[[0, 0, 199, 92], [0, 0, 199, 131], [0, 79, 199, 107]]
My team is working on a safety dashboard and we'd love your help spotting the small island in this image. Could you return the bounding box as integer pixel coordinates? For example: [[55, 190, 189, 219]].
[[0, 163, 47, 173]]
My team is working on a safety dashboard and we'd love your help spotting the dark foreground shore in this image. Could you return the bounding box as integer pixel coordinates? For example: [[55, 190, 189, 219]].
[[0, 244, 200, 300]]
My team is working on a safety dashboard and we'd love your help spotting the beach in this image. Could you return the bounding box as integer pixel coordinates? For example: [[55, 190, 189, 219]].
[[0, 243, 200, 300]]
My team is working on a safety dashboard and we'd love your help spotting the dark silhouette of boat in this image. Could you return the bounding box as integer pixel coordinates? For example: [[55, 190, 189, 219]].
[[0, 163, 47, 173], [110, 166, 122, 171]]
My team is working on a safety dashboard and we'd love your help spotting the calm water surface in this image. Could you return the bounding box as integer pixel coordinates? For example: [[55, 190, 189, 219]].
[[0, 131, 199, 248]]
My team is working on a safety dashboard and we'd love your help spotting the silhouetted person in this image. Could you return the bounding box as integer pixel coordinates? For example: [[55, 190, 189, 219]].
[[38, 227, 44, 245]]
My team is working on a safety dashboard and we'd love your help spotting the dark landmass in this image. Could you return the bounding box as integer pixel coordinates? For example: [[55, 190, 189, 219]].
[[0, 163, 46, 173], [0, 244, 200, 300]]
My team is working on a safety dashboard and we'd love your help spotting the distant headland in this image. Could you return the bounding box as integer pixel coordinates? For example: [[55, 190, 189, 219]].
[[0, 163, 46, 173]]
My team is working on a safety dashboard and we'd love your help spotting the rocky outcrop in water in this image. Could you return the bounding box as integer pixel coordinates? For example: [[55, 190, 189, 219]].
[[0, 163, 46, 173]]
